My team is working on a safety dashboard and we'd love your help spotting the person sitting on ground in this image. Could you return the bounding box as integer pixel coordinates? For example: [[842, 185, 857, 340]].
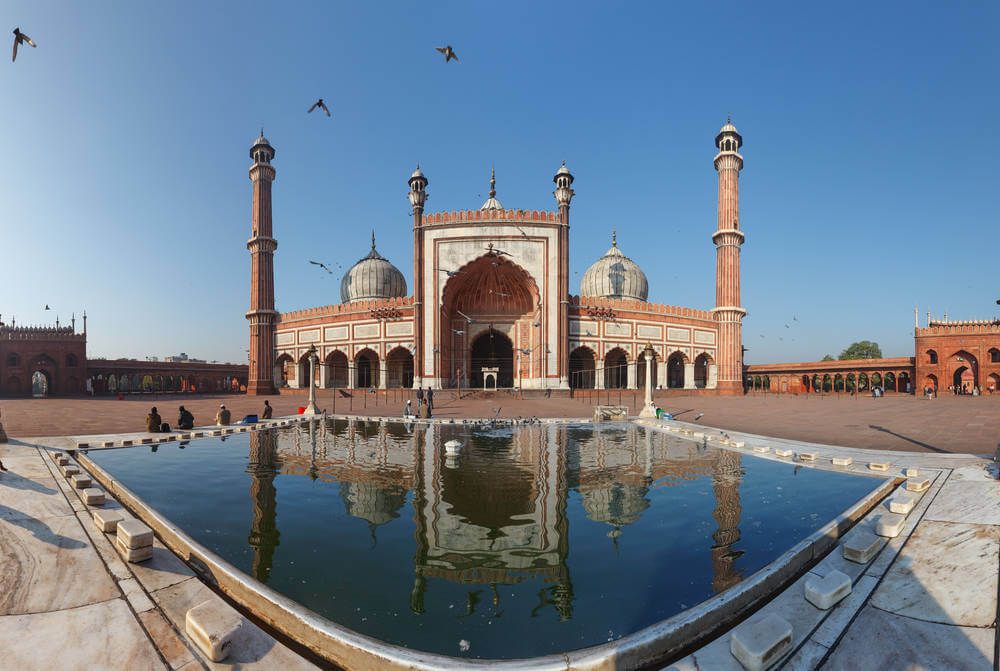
[[177, 406, 194, 430], [403, 399, 414, 419], [261, 400, 273, 420], [215, 404, 232, 426], [417, 398, 430, 419], [146, 407, 162, 433]]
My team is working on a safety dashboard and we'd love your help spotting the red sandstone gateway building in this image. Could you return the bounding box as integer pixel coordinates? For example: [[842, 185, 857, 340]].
[[746, 313, 1000, 395], [246, 122, 749, 395], [0, 315, 247, 398]]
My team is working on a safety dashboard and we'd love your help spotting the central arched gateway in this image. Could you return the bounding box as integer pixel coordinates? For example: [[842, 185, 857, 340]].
[[439, 254, 541, 389], [469, 329, 514, 388]]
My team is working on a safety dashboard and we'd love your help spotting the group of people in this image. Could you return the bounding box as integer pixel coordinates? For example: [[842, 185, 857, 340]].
[[948, 383, 982, 397], [404, 387, 435, 419], [144, 400, 273, 433]]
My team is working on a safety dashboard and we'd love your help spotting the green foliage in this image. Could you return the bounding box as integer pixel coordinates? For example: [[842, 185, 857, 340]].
[[821, 354, 834, 361], [839, 341, 882, 360]]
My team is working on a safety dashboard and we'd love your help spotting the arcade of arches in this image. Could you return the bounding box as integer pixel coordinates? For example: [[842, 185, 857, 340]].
[[277, 347, 416, 390], [567, 346, 715, 390]]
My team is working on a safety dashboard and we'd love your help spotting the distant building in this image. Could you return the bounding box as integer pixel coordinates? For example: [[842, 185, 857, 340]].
[[745, 311, 1000, 395], [0, 313, 247, 397]]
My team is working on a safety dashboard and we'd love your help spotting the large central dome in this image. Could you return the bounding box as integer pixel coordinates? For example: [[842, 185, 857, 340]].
[[579, 232, 648, 301], [340, 233, 407, 303]]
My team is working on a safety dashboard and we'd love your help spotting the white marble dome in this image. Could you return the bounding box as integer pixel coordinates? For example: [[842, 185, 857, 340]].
[[340, 234, 407, 303], [579, 233, 648, 302]]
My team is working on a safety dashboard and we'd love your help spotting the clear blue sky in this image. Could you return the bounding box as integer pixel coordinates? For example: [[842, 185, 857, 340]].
[[2, 2, 997, 364]]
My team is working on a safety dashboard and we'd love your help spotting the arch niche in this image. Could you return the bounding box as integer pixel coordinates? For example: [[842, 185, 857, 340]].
[[950, 350, 978, 392], [569, 346, 597, 389], [30, 354, 57, 397], [439, 254, 540, 388], [355, 349, 379, 388], [604, 348, 628, 389], [667, 352, 688, 389], [694, 353, 713, 389], [386, 347, 414, 388], [325, 350, 349, 388]]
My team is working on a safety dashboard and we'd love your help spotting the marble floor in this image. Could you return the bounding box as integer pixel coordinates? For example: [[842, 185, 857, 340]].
[[1, 417, 997, 670]]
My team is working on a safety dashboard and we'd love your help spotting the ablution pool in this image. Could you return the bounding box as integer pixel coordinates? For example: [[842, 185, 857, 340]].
[[84, 420, 884, 662]]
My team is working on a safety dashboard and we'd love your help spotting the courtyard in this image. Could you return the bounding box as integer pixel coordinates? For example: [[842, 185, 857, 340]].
[[2, 391, 999, 455]]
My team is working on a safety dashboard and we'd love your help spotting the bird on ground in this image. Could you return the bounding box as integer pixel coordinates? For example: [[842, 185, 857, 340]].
[[693, 413, 704, 422], [12, 28, 35, 62], [309, 260, 333, 274], [437, 268, 461, 277], [436, 45, 459, 62], [307, 99, 331, 117]]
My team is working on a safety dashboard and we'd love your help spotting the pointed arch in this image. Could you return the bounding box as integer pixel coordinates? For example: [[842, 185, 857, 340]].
[[604, 347, 629, 389], [569, 346, 597, 389]]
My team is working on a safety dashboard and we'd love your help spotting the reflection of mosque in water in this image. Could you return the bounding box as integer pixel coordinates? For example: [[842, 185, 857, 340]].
[[245, 421, 743, 613]]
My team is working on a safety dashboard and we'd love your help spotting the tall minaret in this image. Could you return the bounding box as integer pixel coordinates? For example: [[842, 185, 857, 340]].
[[712, 120, 746, 394], [408, 166, 428, 388], [246, 132, 278, 395], [553, 162, 574, 389]]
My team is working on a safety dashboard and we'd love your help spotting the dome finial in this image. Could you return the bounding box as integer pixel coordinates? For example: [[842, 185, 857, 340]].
[[480, 166, 503, 210], [371, 229, 376, 250], [612, 229, 617, 247], [489, 165, 496, 199]]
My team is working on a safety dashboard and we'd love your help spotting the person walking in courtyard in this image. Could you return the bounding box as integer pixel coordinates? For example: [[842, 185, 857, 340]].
[[177, 406, 194, 430], [262, 400, 273, 419], [146, 407, 162, 433], [416, 387, 424, 407], [426, 386, 434, 412], [215, 404, 231, 426]]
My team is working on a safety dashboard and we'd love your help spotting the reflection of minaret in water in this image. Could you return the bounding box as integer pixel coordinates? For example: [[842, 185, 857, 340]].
[[710, 449, 743, 593], [247, 429, 281, 582]]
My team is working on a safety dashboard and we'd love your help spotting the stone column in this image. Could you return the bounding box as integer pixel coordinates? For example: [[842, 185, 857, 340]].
[[627, 361, 637, 389], [595, 362, 605, 390], [656, 360, 667, 390], [347, 362, 356, 390], [304, 346, 319, 415], [379, 359, 388, 390], [683, 362, 696, 389], [639, 349, 657, 417], [319, 362, 329, 389], [707, 364, 718, 389]]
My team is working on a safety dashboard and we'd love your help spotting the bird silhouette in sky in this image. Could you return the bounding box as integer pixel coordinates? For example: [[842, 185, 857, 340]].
[[44, 304, 50, 310], [308, 260, 333, 274], [307, 99, 331, 117], [436, 45, 459, 62], [437, 268, 461, 277], [785, 324, 790, 328], [793, 315, 799, 321], [12, 28, 35, 63]]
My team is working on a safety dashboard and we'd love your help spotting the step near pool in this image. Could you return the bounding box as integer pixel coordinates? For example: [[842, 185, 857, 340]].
[[84, 420, 884, 661]]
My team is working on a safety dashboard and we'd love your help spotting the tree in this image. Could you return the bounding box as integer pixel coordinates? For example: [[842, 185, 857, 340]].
[[839, 341, 882, 360], [821, 354, 834, 361]]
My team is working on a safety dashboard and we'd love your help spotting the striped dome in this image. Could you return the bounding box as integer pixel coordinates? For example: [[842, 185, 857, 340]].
[[579, 232, 648, 302], [340, 234, 407, 303]]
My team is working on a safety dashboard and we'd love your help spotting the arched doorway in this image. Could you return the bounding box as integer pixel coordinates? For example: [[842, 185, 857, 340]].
[[569, 346, 596, 389], [355, 349, 379, 388], [667, 352, 686, 388], [694, 353, 712, 388], [297, 353, 314, 390], [898, 371, 911, 393], [988, 373, 1000, 394], [325, 351, 349, 388], [32, 370, 50, 397], [949, 350, 978, 392], [953, 366, 974, 392], [604, 348, 628, 389], [274, 353, 293, 388], [386, 347, 414, 388], [439, 253, 540, 389], [469, 329, 514, 388], [924, 373, 938, 392]]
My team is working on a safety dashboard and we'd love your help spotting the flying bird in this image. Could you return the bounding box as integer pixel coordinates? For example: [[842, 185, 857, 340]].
[[451, 329, 465, 335], [436, 45, 459, 62], [455, 309, 474, 324], [793, 315, 799, 321], [436, 268, 461, 277], [307, 99, 331, 117], [517, 348, 532, 355], [487, 245, 512, 257], [784, 324, 790, 328], [490, 290, 511, 297], [309, 260, 333, 274], [44, 304, 50, 310], [693, 413, 704, 422], [12, 28, 35, 63]]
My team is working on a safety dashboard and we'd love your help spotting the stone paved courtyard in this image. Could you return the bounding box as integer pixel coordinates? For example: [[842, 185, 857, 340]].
[[2, 391, 1000, 454]]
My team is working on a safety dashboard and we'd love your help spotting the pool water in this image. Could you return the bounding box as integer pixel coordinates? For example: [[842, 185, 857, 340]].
[[87, 421, 881, 659]]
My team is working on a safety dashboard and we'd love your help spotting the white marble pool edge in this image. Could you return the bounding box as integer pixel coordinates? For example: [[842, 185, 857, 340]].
[[70, 416, 905, 670]]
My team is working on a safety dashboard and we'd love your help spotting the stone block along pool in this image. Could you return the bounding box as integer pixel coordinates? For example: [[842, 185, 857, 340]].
[[85, 421, 883, 660]]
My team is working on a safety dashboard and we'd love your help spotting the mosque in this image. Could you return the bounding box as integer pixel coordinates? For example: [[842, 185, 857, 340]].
[[246, 121, 747, 395]]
